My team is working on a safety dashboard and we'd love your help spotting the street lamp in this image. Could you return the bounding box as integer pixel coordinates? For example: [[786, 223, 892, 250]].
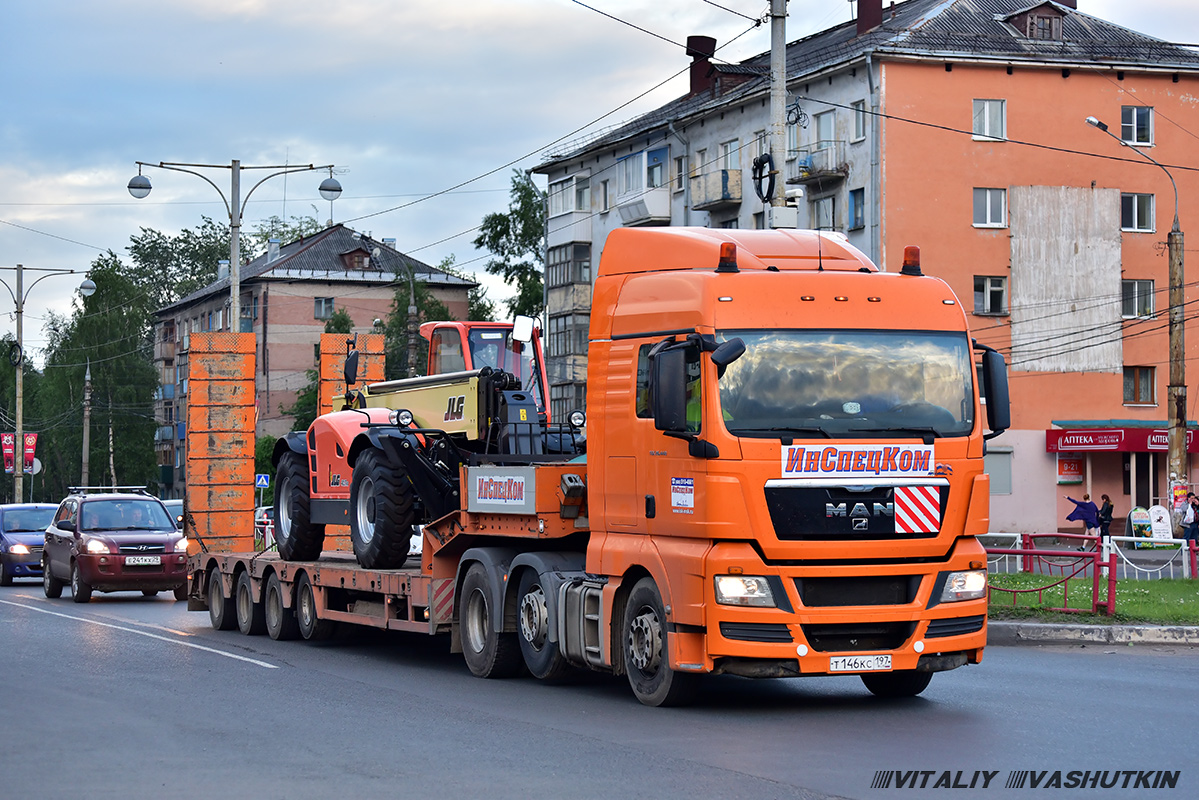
[[0, 265, 96, 501], [1086, 115, 1187, 497], [128, 161, 342, 327]]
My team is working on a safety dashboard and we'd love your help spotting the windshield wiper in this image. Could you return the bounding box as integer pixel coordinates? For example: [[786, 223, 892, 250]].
[[850, 425, 939, 443], [759, 426, 834, 439]]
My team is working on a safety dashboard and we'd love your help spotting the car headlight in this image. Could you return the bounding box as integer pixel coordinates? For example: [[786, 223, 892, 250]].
[[940, 569, 988, 602], [84, 538, 112, 555], [714, 575, 777, 607], [9, 543, 30, 555], [174, 537, 189, 553]]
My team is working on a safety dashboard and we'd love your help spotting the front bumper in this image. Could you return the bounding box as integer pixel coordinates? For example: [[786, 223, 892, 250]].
[[2, 551, 43, 578], [76, 552, 189, 592]]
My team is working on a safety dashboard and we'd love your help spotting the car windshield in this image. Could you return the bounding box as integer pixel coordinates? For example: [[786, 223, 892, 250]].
[[716, 329, 976, 439], [2, 508, 55, 532], [467, 329, 545, 412], [79, 499, 175, 531]]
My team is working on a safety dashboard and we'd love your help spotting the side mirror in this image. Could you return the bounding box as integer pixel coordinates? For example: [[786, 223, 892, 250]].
[[711, 337, 746, 378], [344, 349, 360, 387], [512, 315, 535, 344], [982, 349, 1010, 438], [651, 348, 689, 432], [58, 519, 75, 533]]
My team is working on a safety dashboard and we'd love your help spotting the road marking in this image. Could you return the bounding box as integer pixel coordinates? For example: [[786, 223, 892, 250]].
[[0, 598, 278, 669]]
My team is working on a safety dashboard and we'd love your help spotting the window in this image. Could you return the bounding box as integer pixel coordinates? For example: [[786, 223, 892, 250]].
[[753, 211, 764, 230], [548, 179, 571, 217], [751, 130, 767, 161], [674, 156, 686, 191], [548, 313, 590, 357], [851, 100, 867, 141], [1121, 106, 1153, 145], [647, 147, 668, 188], [1122, 279, 1154, 318], [973, 187, 1007, 227], [618, 152, 643, 195], [314, 297, 334, 320], [984, 447, 1013, 495], [574, 176, 590, 211], [549, 176, 590, 216], [719, 139, 740, 171], [814, 111, 835, 148], [546, 243, 591, 288], [695, 148, 708, 175], [972, 99, 1006, 140], [813, 195, 835, 230], [1122, 193, 1154, 232], [599, 180, 610, 212], [786, 123, 800, 159], [974, 276, 1008, 315], [1028, 14, 1061, 40], [848, 188, 865, 230], [634, 343, 700, 432], [551, 383, 586, 422], [1124, 366, 1155, 405]]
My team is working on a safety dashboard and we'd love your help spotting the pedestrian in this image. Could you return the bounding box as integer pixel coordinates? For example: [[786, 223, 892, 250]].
[[1183, 492, 1199, 546], [1098, 494, 1114, 541], [1065, 493, 1100, 537]]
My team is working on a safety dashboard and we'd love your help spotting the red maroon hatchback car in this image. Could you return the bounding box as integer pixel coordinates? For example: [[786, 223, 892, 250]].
[[42, 488, 189, 603]]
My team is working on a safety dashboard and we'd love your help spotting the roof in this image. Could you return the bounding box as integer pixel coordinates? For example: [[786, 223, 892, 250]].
[[537, 0, 1199, 168], [158, 224, 475, 316]]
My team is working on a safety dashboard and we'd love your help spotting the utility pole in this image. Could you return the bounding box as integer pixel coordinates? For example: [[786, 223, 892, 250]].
[[768, 0, 788, 208], [81, 360, 92, 486]]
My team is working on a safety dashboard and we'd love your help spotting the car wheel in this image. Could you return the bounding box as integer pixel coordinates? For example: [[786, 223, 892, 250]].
[[207, 569, 236, 631], [71, 561, 93, 604], [460, 563, 521, 679], [42, 558, 63, 599], [235, 571, 266, 636], [0, 563, 12, 586], [264, 572, 299, 641]]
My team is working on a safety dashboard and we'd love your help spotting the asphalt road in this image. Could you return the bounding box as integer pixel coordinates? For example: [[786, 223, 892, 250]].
[[1, 580, 1195, 800]]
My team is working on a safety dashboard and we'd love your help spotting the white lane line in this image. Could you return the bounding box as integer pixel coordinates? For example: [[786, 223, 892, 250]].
[[0, 598, 278, 669]]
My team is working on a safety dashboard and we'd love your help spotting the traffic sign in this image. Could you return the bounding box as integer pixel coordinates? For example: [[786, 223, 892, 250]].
[[255, 473, 270, 488]]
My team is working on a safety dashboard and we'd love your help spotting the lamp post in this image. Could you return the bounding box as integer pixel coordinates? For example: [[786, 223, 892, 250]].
[[0, 265, 97, 501], [128, 161, 342, 327], [1086, 115, 1187, 496]]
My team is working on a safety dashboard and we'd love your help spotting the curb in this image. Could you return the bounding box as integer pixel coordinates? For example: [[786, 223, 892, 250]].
[[988, 620, 1199, 647]]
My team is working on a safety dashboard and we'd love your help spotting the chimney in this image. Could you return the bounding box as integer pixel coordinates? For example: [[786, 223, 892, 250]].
[[1056, 0, 1077, 7], [383, 237, 396, 250], [217, 259, 229, 281], [267, 238, 280, 263], [687, 35, 717, 96], [858, 0, 883, 36]]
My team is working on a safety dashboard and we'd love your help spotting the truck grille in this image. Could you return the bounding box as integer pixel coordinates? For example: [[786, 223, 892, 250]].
[[795, 576, 919, 607], [800, 622, 915, 652], [925, 615, 984, 639], [765, 485, 946, 541], [719, 622, 794, 643]]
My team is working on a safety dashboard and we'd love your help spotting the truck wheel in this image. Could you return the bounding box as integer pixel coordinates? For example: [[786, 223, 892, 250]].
[[235, 571, 266, 636], [42, 558, 63, 599], [296, 572, 336, 641], [71, 561, 93, 604], [264, 572, 299, 641], [275, 451, 325, 561], [208, 569, 236, 631], [517, 569, 571, 680], [460, 563, 521, 679], [622, 577, 695, 707], [349, 449, 413, 570], [173, 583, 189, 602], [861, 670, 932, 698]]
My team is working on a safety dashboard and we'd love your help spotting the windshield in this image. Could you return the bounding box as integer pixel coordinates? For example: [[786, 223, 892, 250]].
[[80, 499, 176, 532], [717, 330, 975, 438], [468, 329, 545, 413], [2, 507, 55, 532]]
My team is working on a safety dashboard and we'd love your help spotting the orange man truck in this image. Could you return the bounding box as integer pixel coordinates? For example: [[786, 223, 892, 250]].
[[191, 226, 1009, 706]]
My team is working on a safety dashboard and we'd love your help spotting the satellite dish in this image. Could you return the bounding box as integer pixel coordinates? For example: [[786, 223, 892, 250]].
[[372, 248, 381, 258]]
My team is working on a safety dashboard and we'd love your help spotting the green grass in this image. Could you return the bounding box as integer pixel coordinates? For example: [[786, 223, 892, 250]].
[[988, 573, 1199, 625]]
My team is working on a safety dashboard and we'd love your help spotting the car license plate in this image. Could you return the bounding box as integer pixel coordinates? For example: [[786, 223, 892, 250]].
[[829, 654, 891, 672], [125, 555, 161, 566]]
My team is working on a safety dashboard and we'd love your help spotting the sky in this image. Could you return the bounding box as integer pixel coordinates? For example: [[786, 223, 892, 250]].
[[1, 0, 1197, 362]]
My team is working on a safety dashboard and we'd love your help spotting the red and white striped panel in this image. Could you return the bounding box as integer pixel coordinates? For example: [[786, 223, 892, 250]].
[[432, 579, 455, 624], [894, 485, 941, 534]]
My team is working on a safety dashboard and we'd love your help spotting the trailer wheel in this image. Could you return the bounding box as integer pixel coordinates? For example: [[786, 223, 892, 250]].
[[460, 563, 521, 679], [517, 569, 571, 680], [622, 577, 695, 707], [264, 572, 299, 641], [296, 572, 336, 641], [235, 571, 266, 636], [861, 670, 932, 698], [349, 449, 413, 570], [275, 451, 325, 561], [208, 569, 236, 631]]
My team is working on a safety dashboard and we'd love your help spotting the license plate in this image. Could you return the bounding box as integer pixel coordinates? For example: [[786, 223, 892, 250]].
[[125, 555, 161, 566], [829, 654, 891, 672]]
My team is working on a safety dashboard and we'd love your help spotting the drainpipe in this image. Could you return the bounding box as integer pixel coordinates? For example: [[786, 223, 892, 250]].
[[668, 120, 691, 226], [865, 52, 882, 268]]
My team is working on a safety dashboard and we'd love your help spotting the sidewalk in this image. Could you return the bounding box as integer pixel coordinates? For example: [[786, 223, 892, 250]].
[[988, 620, 1199, 647]]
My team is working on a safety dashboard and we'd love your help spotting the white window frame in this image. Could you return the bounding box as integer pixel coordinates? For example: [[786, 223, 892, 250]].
[[973, 187, 1007, 228], [1121, 193, 1154, 232], [599, 180, 610, 212], [786, 123, 800, 159], [618, 152, 644, 196], [848, 187, 865, 231], [548, 178, 571, 217], [574, 176, 590, 212], [814, 111, 835, 149], [974, 275, 1008, 315], [1121, 279, 1154, 319], [314, 297, 334, 320], [972, 99, 1006, 140], [1121, 106, 1153, 146], [813, 195, 835, 230], [674, 156, 686, 192], [719, 139, 740, 171], [851, 100, 867, 142]]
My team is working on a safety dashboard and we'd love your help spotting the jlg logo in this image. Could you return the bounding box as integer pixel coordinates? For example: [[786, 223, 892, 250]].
[[444, 395, 466, 421]]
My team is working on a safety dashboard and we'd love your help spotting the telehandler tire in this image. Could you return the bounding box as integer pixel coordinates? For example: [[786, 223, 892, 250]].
[[274, 451, 325, 561], [349, 449, 413, 570]]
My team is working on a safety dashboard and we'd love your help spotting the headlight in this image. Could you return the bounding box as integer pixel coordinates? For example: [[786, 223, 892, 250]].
[[9, 543, 30, 555], [174, 537, 189, 553], [714, 575, 777, 607], [389, 409, 414, 426], [84, 538, 112, 555], [940, 570, 988, 602]]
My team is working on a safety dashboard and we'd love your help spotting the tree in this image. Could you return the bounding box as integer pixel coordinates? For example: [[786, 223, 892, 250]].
[[384, 278, 451, 381], [245, 213, 324, 258], [283, 307, 355, 432], [126, 217, 229, 309], [474, 170, 544, 318]]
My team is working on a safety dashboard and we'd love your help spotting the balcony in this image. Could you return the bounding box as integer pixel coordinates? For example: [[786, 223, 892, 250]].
[[690, 169, 742, 211], [786, 141, 848, 191], [616, 187, 671, 226]]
